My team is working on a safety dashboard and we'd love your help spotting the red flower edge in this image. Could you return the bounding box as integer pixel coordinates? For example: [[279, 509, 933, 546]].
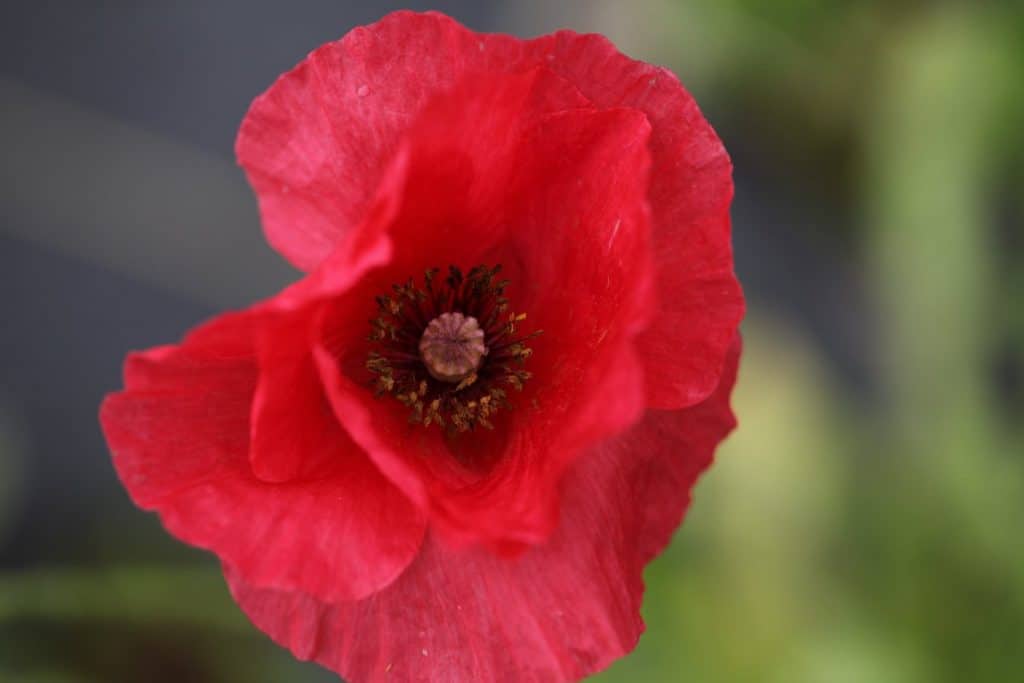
[[100, 11, 744, 682]]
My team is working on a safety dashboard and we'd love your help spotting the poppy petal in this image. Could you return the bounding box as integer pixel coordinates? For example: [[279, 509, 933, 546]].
[[226, 337, 740, 682], [101, 313, 427, 602]]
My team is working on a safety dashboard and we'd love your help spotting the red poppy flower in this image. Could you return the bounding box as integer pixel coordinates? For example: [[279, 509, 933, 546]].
[[100, 10, 743, 682]]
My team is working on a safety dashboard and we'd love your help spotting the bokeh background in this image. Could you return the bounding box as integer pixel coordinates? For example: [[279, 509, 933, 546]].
[[1, 1, 1022, 681]]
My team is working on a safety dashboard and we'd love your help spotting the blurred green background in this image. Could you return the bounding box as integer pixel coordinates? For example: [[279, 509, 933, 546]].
[[1, 1, 1021, 681]]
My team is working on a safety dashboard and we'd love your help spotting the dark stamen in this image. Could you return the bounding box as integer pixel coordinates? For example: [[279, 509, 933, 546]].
[[365, 264, 540, 433]]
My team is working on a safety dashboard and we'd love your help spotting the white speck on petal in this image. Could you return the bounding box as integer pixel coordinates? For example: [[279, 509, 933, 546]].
[[421, 649, 429, 656], [608, 218, 622, 250], [357, 84, 370, 97]]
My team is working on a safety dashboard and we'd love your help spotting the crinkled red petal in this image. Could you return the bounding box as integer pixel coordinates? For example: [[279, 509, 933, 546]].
[[249, 314, 347, 482], [226, 337, 741, 682], [525, 32, 743, 409], [100, 312, 426, 602]]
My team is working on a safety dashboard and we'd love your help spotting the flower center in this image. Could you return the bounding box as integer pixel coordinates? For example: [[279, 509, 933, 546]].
[[419, 312, 487, 383], [366, 265, 539, 432]]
